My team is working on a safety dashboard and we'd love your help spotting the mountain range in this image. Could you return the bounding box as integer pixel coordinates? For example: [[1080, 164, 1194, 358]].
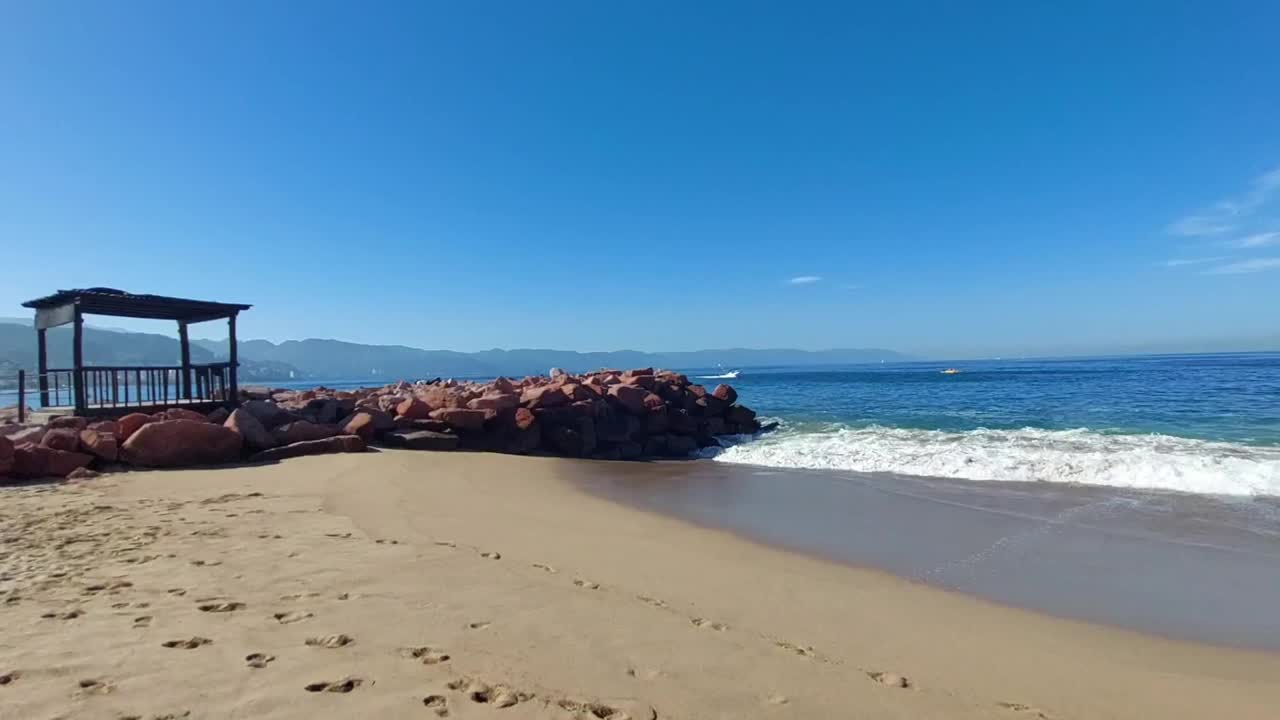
[[0, 318, 907, 386]]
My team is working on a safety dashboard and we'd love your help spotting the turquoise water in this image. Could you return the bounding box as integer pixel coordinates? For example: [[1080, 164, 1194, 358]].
[[706, 353, 1280, 497]]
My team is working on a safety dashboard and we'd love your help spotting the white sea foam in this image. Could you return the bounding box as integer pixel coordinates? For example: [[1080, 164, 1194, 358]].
[[709, 425, 1280, 497]]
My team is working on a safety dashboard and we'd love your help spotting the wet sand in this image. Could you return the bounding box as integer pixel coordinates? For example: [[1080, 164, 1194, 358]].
[[3, 450, 1279, 719], [579, 460, 1280, 650]]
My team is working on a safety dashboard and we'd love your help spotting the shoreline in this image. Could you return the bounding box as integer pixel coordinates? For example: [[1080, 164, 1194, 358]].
[[3, 450, 1279, 719], [575, 458, 1280, 651]]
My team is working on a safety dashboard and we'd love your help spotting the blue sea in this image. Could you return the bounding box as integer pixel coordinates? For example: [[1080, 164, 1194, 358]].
[[702, 352, 1280, 498]]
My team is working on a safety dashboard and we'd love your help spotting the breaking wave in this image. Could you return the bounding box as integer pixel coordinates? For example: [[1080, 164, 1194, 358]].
[[709, 425, 1280, 497]]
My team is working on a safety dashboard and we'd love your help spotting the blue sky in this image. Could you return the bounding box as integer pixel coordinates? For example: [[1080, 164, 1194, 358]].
[[2, 1, 1278, 358]]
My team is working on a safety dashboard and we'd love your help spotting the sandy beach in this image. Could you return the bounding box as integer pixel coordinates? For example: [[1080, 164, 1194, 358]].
[[3, 451, 1279, 720]]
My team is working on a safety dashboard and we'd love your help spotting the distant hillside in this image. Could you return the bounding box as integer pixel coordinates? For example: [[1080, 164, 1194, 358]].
[[1, 319, 907, 386], [192, 337, 910, 380]]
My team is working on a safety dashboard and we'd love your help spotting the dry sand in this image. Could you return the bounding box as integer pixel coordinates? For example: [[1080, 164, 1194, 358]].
[[2, 450, 1278, 719]]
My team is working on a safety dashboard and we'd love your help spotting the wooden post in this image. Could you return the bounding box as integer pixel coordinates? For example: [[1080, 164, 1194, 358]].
[[17, 370, 25, 423], [178, 320, 192, 400], [228, 314, 239, 405], [72, 306, 85, 413], [36, 327, 49, 407]]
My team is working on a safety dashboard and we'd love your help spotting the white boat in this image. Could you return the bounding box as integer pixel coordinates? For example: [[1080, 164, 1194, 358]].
[[698, 369, 741, 379]]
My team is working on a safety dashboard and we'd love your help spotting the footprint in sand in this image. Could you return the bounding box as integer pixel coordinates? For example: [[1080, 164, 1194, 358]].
[[167, 588, 187, 597], [198, 601, 245, 613], [189, 560, 222, 567], [162, 637, 213, 650], [245, 653, 275, 669], [765, 693, 789, 705], [133, 615, 153, 628], [77, 678, 114, 695], [467, 621, 491, 630], [557, 697, 653, 719], [448, 677, 529, 709], [637, 595, 667, 609], [434, 541, 457, 548], [306, 634, 354, 648], [274, 610, 314, 624], [690, 617, 728, 631], [532, 563, 557, 573], [324, 532, 353, 539], [41, 609, 83, 620], [304, 677, 364, 693], [480, 551, 501, 560], [401, 646, 451, 665], [867, 671, 912, 689], [998, 701, 1052, 719], [573, 579, 600, 590], [0, 670, 19, 686], [774, 640, 816, 658], [279, 592, 321, 601], [423, 693, 449, 716]]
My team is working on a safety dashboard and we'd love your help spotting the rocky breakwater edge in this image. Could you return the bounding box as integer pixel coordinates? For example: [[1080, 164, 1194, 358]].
[[0, 368, 767, 482]]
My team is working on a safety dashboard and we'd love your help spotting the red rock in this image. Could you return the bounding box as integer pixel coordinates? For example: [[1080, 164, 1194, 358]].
[[120, 420, 243, 467], [118, 413, 153, 441], [645, 407, 670, 434], [240, 400, 298, 429], [224, 408, 277, 452], [561, 383, 594, 402], [544, 419, 596, 457], [429, 408, 487, 432], [87, 420, 121, 441], [272, 421, 338, 445], [623, 367, 655, 377], [0, 435, 12, 476], [712, 384, 738, 404], [12, 445, 92, 478], [249, 435, 366, 463], [492, 377, 516, 394], [78, 429, 118, 461], [467, 393, 519, 412], [158, 408, 209, 423], [342, 409, 394, 440], [621, 374, 656, 390], [696, 395, 728, 417], [668, 409, 698, 435], [4, 426, 46, 446], [393, 416, 453, 433], [396, 397, 432, 420], [665, 434, 698, 457], [41, 429, 81, 453], [642, 392, 666, 412], [512, 407, 536, 431], [607, 384, 651, 416], [726, 405, 757, 426], [206, 407, 231, 424], [521, 385, 569, 409], [48, 416, 88, 431], [66, 466, 101, 480]]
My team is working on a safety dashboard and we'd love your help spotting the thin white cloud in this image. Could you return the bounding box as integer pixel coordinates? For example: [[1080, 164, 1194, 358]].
[[1168, 165, 1280, 237], [788, 275, 822, 285], [1230, 231, 1280, 249], [1161, 257, 1228, 268], [1205, 257, 1280, 274]]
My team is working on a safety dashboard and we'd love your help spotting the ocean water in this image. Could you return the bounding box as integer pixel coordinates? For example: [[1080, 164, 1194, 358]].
[[701, 353, 1280, 498]]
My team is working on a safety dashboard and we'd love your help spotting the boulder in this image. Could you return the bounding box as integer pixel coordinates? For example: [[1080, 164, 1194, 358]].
[[120, 420, 243, 467], [668, 409, 698, 435], [87, 420, 121, 441], [272, 421, 338, 445], [521, 385, 569, 409], [545, 419, 596, 457], [342, 410, 395, 441], [41, 429, 81, 453], [383, 429, 460, 451], [644, 408, 670, 434], [4, 426, 46, 446], [616, 440, 644, 460], [67, 467, 101, 480], [511, 407, 536, 431], [467, 393, 520, 412], [224, 408, 277, 452], [12, 445, 92, 478], [249, 435, 366, 463], [206, 407, 231, 424], [429, 408, 487, 432], [549, 367, 568, 380], [665, 434, 698, 457], [726, 404, 757, 426], [607, 384, 651, 416], [396, 397, 432, 420], [712, 384, 738, 405], [393, 417, 454, 433], [78, 429, 119, 461], [47, 416, 88, 431], [157, 408, 209, 423], [241, 400, 297, 429], [0, 435, 12, 476], [118, 413, 153, 441], [491, 376, 517, 394], [695, 395, 728, 417]]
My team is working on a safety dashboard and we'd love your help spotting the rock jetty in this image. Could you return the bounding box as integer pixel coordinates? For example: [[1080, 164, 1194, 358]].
[[0, 369, 762, 482]]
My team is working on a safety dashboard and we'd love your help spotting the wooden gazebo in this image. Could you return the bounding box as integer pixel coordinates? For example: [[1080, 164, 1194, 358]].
[[21, 288, 251, 416]]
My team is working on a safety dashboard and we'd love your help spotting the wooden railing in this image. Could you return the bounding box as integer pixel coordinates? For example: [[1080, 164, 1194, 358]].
[[42, 363, 233, 410]]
